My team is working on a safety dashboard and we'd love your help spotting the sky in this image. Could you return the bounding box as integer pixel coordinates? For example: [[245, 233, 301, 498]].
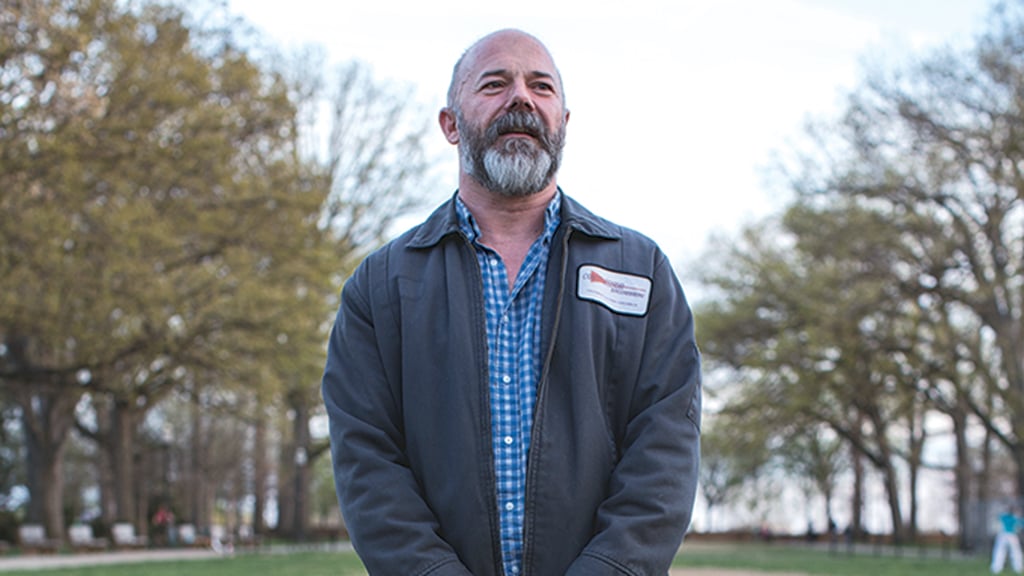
[[226, 0, 993, 289], [227, 1, 997, 533]]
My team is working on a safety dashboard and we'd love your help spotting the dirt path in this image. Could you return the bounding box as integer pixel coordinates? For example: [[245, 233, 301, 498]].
[[0, 550, 806, 575], [671, 565, 806, 569]]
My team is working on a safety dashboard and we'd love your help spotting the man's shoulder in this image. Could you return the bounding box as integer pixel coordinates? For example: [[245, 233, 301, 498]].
[[561, 193, 661, 252], [354, 197, 459, 270]]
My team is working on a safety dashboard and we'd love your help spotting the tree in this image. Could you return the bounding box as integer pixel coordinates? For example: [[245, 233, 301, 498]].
[[320, 60, 436, 266], [0, 396, 22, 513], [1, 0, 442, 542], [776, 427, 845, 534], [698, 417, 769, 532], [0, 0, 333, 538], [697, 199, 939, 543], [793, 0, 1024, 495], [695, 0, 1024, 547], [264, 53, 438, 539], [779, 1, 1024, 537]]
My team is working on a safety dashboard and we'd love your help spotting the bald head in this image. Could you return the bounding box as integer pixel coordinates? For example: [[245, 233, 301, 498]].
[[446, 29, 565, 111], [438, 28, 570, 198]]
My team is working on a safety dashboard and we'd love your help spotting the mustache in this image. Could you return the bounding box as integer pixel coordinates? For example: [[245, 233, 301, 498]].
[[488, 111, 544, 139]]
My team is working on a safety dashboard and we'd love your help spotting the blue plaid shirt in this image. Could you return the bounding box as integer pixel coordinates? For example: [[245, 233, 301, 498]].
[[456, 193, 561, 576]]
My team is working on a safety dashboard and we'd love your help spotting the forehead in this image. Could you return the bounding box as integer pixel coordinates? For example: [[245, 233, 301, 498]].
[[461, 32, 560, 86]]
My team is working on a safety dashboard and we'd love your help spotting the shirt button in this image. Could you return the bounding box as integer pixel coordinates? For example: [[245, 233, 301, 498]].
[[511, 567, 520, 574], [505, 502, 515, 511], [490, 257, 499, 267], [504, 436, 514, 445], [502, 375, 511, 384]]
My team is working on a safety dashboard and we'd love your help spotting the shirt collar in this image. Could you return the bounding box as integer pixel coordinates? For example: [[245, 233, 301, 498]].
[[455, 192, 562, 245]]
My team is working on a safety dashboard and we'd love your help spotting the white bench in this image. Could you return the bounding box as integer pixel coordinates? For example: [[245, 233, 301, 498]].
[[178, 523, 197, 546], [209, 524, 234, 555], [17, 524, 61, 553], [68, 524, 108, 551], [111, 522, 148, 548]]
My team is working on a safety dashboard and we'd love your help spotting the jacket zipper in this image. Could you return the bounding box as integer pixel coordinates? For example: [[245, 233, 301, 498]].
[[458, 231, 506, 573], [520, 227, 573, 572]]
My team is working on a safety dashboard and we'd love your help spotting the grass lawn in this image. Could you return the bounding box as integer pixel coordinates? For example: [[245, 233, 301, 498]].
[[0, 542, 990, 576], [673, 542, 990, 575], [0, 551, 367, 576]]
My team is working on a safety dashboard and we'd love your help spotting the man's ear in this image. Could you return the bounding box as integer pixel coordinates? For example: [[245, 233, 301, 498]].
[[439, 108, 459, 144]]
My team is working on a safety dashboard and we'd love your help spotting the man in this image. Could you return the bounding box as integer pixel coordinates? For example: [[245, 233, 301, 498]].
[[322, 29, 701, 576], [992, 506, 1024, 574]]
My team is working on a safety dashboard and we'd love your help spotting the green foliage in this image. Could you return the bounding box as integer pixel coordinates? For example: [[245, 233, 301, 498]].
[[0, 0, 343, 533], [699, 415, 773, 530], [695, 0, 1024, 543], [0, 0, 439, 543], [2, 0, 439, 538], [0, 0, 336, 399]]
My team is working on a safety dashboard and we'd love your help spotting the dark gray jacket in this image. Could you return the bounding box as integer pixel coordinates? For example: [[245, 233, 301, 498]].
[[322, 193, 701, 576]]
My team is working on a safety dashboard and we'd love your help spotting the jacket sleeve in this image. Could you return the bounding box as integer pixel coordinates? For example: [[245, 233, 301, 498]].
[[321, 259, 474, 576], [566, 252, 702, 576]]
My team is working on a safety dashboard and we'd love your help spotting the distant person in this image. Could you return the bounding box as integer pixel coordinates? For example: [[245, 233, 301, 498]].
[[152, 504, 175, 547], [321, 28, 702, 575], [993, 506, 1024, 574]]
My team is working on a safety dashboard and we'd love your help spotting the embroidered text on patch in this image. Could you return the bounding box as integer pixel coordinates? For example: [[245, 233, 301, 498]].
[[577, 265, 652, 316]]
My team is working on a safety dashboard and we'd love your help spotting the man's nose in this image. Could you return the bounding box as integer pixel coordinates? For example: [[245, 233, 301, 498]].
[[507, 78, 535, 111]]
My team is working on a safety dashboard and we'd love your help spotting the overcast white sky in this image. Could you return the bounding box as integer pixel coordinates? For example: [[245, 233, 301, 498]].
[[233, 1, 996, 533], [227, 0, 992, 283]]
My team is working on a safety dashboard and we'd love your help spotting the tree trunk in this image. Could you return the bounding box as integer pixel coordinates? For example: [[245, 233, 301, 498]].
[[252, 410, 267, 535], [881, 461, 905, 545], [823, 485, 834, 534], [997, 319, 1024, 500], [276, 434, 294, 536], [35, 442, 65, 541], [94, 396, 118, 529], [19, 383, 81, 541], [907, 420, 922, 544], [291, 394, 310, 541], [870, 410, 905, 545], [851, 448, 864, 540], [907, 460, 919, 542], [188, 387, 211, 529], [1017, 442, 1024, 506], [135, 444, 150, 537], [977, 422, 994, 552], [110, 399, 139, 523], [952, 404, 972, 551], [276, 389, 314, 540]]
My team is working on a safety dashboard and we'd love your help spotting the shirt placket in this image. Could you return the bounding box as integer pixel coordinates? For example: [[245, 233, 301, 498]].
[[457, 194, 559, 576], [480, 250, 525, 575]]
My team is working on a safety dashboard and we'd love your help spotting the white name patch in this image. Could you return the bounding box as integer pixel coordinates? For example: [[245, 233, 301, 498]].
[[577, 265, 652, 316]]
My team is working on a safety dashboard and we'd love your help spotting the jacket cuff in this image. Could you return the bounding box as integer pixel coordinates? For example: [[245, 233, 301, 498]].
[[419, 558, 475, 576], [564, 552, 640, 576]]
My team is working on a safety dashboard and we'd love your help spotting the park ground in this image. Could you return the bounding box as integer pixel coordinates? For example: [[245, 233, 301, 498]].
[[0, 550, 808, 575], [671, 565, 806, 569], [0, 547, 808, 574]]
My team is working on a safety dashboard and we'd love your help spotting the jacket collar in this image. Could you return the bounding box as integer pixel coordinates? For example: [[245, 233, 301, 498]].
[[407, 188, 619, 249]]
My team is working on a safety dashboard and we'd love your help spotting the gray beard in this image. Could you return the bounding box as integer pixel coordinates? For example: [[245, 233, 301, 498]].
[[465, 138, 554, 198], [458, 110, 564, 198]]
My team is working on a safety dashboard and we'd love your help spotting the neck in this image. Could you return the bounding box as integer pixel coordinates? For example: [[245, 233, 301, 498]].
[[458, 177, 557, 287], [457, 177, 557, 244]]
